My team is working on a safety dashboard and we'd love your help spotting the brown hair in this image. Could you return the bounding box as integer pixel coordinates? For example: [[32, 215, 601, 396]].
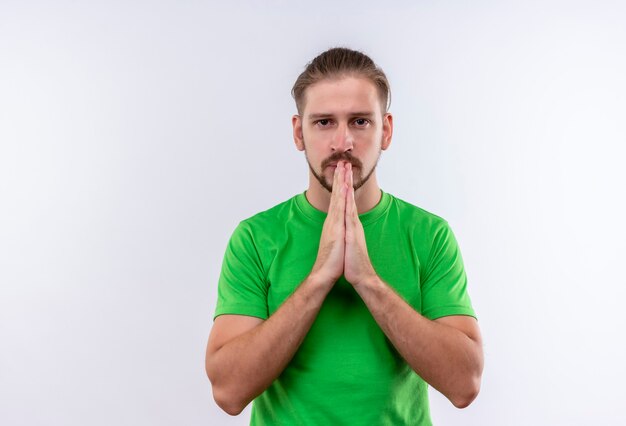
[[291, 47, 391, 115]]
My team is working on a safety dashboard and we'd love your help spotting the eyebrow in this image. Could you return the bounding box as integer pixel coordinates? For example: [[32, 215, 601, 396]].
[[307, 112, 375, 120]]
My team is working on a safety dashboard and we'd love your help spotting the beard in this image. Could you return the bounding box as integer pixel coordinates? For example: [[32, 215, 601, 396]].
[[304, 144, 382, 193]]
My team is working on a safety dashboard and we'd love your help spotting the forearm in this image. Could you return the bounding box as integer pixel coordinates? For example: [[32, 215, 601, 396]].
[[352, 275, 483, 408], [207, 274, 331, 414]]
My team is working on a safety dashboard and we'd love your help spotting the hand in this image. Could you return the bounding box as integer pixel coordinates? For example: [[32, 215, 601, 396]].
[[343, 163, 377, 287], [309, 162, 348, 286]]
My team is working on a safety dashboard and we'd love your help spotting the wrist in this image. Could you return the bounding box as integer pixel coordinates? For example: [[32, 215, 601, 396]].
[[306, 270, 337, 291], [352, 269, 380, 290]]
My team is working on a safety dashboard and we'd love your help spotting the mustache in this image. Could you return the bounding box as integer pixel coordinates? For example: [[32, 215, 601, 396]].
[[321, 152, 363, 170]]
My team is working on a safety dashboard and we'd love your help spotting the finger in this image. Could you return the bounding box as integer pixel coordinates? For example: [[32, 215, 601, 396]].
[[336, 162, 347, 214], [346, 163, 356, 219], [330, 162, 342, 202], [329, 162, 346, 218], [346, 163, 353, 194]]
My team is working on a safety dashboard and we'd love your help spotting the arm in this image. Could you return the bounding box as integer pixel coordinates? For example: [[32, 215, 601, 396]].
[[350, 277, 483, 408], [205, 273, 332, 415], [205, 163, 350, 415], [343, 163, 483, 408]]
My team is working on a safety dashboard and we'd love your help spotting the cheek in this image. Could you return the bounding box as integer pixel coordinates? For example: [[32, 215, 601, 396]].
[[358, 137, 380, 155]]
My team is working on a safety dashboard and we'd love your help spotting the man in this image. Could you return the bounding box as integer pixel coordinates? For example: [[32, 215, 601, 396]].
[[205, 47, 483, 425]]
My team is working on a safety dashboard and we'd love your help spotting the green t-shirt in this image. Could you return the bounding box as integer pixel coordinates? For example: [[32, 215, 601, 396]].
[[215, 190, 475, 425]]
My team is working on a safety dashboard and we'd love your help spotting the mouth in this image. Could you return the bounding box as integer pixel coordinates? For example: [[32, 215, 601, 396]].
[[326, 161, 354, 168]]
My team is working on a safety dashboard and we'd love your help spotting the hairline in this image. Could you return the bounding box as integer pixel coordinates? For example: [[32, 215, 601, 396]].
[[297, 73, 389, 117]]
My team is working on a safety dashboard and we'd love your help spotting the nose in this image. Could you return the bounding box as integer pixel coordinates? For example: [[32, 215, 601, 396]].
[[330, 122, 354, 152]]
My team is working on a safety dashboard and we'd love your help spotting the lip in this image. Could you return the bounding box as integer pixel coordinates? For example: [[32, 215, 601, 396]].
[[324, 161, 358, 172], [326, 161, 351, 168]]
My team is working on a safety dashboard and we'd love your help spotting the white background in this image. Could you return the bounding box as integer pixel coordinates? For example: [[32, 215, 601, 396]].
[[1, 1, 625, 425]]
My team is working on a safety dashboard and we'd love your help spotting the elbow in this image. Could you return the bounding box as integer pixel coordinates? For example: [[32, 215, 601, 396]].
[[212, 386, 246, 416], [451, 345, 484, 409], [451, 392, 477, 409], [206, 359, 247, 416], [450, 375, 481, 409], [207, 378, 247, 416]]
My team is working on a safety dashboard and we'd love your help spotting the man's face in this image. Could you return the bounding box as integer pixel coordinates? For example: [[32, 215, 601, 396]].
[[293, 76, 393, 192]]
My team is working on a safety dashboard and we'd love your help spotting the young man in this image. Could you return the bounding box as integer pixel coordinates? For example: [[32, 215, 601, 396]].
[[205, 47, 483, 425]]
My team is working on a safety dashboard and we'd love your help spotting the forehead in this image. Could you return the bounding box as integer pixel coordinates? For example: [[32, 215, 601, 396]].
[[302, 76, 382, 116]]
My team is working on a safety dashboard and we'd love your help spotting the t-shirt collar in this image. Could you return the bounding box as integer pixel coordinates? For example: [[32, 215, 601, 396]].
[[295, 189, 391, 226]]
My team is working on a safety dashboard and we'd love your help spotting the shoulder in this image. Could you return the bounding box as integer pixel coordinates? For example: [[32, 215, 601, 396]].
[[234, 194, 301, 237], [385, 192, 450, 234]]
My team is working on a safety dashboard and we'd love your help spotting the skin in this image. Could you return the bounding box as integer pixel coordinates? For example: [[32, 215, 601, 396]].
[[205, 76, 484, 415]]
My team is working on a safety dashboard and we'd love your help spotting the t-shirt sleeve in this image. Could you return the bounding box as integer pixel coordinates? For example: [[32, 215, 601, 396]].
[[420, 221, 476, 320], [213, 221, 269, 321]]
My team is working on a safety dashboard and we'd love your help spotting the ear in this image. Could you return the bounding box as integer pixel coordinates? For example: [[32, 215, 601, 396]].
[[381, 113, 393, 151], [292, 115, 305, 151]]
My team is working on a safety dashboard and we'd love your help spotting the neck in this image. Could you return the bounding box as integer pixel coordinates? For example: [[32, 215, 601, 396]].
[[305, 173, 382, 214]]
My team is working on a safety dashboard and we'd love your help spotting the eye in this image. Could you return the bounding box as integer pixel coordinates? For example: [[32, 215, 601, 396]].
[[316, 119, 332, 127], [354, 118, 369, 127]]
